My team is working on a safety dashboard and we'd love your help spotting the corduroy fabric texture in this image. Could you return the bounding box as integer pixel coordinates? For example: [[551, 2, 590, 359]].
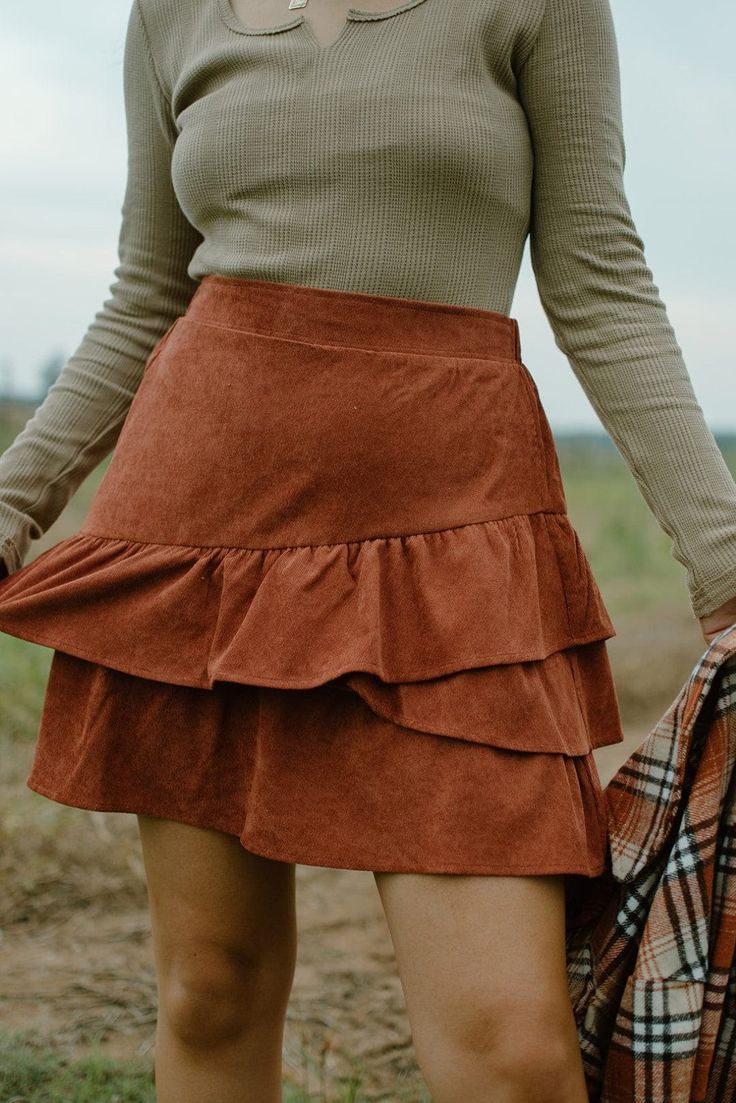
[[1, 274, 624, 878], [0, 0, 734, 620]]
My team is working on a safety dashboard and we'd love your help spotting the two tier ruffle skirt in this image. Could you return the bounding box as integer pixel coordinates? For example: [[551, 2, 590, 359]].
[[0, 275, 625, 900]]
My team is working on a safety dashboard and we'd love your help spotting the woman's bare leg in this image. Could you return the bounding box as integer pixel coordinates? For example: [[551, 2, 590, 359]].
[[136, 815, 297, 1103], [373, 870, 587, 1103]]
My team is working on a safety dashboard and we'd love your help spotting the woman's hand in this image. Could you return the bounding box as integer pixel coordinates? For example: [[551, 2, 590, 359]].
[[698, 594, 736, 645]]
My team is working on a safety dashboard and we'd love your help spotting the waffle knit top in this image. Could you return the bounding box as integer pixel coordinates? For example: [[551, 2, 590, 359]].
[[1, 0, 735, 619]]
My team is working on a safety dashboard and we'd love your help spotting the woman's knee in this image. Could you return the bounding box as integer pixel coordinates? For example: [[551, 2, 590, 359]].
[[460, 989, 578, 1071], [136, 816, 297, 1048], [374, 871, 582, 1099], [159, 939, 296, 1049], [414, 990, 583, 1101]]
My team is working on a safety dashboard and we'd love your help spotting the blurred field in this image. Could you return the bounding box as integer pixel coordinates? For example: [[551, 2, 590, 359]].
[[1, 399, 734, 1100]]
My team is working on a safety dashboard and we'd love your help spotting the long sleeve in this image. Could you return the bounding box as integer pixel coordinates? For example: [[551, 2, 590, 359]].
[[0, 0, 202, 577], [516, 0, 736, 620]]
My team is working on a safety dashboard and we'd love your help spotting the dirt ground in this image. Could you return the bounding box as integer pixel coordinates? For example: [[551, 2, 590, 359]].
[[0, 608, 709, 1100]]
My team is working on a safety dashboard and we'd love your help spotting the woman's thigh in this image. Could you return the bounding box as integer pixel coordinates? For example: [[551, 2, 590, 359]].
[[136, 815, 298, 1038], [373, 870, 581, 1085]]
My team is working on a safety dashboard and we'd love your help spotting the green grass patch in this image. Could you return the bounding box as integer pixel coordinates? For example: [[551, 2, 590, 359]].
[[0, 1026, 427, 1102], [0, 1027, 155, 1103], [556, 433, 736, 617], [0, 635, 52, 744]]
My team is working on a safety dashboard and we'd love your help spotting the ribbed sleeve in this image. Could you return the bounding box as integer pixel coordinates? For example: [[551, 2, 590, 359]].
[[516, 0, 736, 618], [0, 0, 202, 576]]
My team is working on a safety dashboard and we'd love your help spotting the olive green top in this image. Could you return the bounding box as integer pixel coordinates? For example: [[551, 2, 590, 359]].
[[1, 0, 735, 618]]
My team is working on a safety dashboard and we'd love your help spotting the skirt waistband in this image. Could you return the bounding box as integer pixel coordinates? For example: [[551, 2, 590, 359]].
[[185, 275, 521, 363]]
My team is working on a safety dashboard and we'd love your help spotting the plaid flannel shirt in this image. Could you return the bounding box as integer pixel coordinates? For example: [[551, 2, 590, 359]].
[[566, 621, 736, 1103]]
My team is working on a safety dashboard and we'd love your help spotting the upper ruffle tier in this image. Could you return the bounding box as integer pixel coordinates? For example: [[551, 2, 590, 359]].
[[0, 509, 620, 753], [0, 510, 614, 683]]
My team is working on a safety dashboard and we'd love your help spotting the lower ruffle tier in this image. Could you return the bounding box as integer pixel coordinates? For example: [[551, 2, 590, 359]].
[[27, 649, 613, 889]]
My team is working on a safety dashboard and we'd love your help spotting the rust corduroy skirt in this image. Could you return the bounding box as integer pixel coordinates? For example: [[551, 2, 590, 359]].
[[0, 275, 625, 888]]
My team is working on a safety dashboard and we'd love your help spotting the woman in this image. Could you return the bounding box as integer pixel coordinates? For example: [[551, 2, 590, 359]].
[[0, 0, 735, 1099]]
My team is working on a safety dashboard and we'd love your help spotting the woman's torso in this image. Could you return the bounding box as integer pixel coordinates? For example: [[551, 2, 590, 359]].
[[143, 0, 543, 310]]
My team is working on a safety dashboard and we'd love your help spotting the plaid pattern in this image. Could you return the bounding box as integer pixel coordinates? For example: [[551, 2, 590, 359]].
[[566, 622, 736, 1103]]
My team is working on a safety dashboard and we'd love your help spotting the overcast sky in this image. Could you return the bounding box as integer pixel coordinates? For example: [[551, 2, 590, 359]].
[[1, 0, 734, 430]]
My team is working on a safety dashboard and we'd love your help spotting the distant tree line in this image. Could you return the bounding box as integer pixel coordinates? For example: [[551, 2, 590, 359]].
[[0, 351, 65, 406]]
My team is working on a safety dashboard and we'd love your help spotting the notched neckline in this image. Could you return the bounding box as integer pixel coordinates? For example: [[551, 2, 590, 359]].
[[216, 0, 430, 40]]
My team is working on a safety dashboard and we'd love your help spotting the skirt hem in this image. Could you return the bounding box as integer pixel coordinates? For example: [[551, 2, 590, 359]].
[[25, 776, 610, 879]]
